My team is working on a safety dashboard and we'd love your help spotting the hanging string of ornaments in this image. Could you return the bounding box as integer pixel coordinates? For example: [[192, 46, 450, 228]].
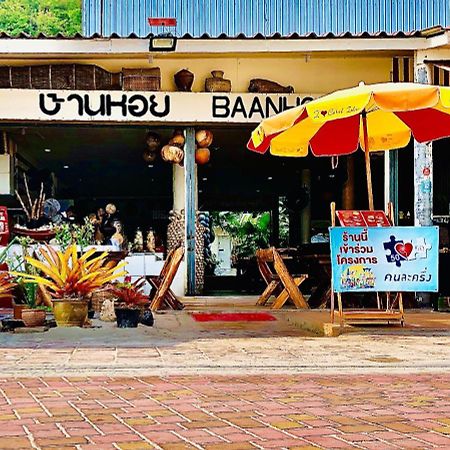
[[143, 129, 213, 166]]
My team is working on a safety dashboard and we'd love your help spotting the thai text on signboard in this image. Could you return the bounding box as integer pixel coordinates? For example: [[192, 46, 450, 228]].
[[0, 90, 315, 124], [37, 92, 313, 121], [329, 226, 439, 292]]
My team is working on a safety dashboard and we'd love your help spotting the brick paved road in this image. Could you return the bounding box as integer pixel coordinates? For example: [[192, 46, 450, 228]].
[[0, 374, 449, 449]]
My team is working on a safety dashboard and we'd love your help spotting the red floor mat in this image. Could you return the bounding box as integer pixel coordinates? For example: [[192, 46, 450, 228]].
[[191, 312, 276, 322]]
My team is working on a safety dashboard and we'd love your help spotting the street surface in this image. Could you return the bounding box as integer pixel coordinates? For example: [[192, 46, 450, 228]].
[[0, 311, 448, 448]]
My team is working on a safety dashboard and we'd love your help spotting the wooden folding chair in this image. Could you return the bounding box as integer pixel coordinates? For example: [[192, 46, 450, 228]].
[[256, 249, 284, 298], [256, 247, 309, 309], [147, 249, 183, 311], [149, 246, 185, 311], [148, 248, 175, 301]]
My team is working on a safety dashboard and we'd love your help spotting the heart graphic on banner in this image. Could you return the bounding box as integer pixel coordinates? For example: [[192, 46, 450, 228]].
[[395, 242, 413, 259]]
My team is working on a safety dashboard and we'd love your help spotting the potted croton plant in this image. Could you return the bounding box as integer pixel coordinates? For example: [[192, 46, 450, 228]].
[[12, 244, 126, 327], [108, 278, 150, 328]]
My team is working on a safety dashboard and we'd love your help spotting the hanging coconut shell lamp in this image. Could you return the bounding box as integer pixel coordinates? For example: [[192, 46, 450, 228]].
[[143, 150, 158, 163], [169, 129, 185, 148], [195, 147, 210, 165], [161, 145, 184, 164], [195, 129, 213, 148], [143, 131, 160, 163], [145, 131, 161, 151], [195, 129, 213, 165]]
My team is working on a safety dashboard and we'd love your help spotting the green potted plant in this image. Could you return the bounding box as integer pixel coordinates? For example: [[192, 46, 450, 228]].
[[20, 282, 47, 327], [9, 236, 38, 319], [54, 223, 73, 252], [11, 244, 127, 327], [108, 278, 150, 328], [73, 218, 95, 251], [55, 218, 95, 253]]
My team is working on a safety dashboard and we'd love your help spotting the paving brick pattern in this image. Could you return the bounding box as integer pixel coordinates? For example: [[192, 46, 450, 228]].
[[0, 374, 448, 449]]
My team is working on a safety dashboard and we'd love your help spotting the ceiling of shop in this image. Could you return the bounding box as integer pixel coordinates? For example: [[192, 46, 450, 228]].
[[6, 124, 353, 213]]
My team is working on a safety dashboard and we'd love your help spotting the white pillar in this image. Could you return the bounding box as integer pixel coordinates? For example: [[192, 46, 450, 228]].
[[413, 59, 433, 226], [172, 163, 198, 211], [171, 151, 198, 296], [170, 165, 186, 296], [413, 55, 433, 308], [172, 164, 185, 211]]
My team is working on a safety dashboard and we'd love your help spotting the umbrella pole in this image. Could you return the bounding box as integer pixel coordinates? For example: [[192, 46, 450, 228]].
[[362, 112, 374, 211]]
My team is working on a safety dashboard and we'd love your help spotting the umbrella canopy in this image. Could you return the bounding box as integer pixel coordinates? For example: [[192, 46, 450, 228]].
[[247, 82, 450, 210]]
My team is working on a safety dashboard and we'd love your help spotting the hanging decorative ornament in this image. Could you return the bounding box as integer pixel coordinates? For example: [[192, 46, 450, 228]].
[[195, 129, 213, 148], [161, 145, 184, 164], [169, 129, 185, 148], [143, 150, 157, 163], [195, 147, 210, 165], [145, 131, 161, 152]]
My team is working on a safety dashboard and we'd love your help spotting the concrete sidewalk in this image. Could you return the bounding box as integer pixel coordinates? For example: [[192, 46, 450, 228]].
[[0, 310, 448, 377]]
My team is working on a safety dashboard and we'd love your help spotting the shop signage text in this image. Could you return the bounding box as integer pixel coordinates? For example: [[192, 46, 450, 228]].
[[211, 95, 312, 119], [0, 89, 316, 124], [329, 226, 439, 292]]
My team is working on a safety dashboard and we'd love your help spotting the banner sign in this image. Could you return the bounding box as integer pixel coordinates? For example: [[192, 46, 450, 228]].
[[330, 226, 439, 292], [0, 90, 316, 124]]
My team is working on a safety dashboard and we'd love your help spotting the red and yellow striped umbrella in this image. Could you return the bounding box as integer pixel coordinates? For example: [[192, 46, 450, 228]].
[[247, 82, 450, 209]]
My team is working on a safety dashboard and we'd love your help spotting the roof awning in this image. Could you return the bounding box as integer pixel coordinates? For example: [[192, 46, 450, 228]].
[[425, 61, 450, 86], [427, 61, 450, 72]]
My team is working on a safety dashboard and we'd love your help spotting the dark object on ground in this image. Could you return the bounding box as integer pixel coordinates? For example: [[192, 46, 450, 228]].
[[140, 309, 154, 326], [1, 318, 25, 332], [44, 318, 57, 328], [115, 308, 140, 328]]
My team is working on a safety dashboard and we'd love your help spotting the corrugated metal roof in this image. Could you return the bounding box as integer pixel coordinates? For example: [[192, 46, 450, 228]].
[[0, 29, 428, 40], [82, 0, 450, 38]]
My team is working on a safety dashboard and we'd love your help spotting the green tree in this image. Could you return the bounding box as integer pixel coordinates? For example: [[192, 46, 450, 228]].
[[0, 0, 81, 36], [213, 211, 271, 264]]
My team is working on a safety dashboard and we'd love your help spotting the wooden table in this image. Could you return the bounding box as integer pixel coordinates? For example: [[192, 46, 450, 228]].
[[254, 246, 332, 308], [296, 253, 331, 308]]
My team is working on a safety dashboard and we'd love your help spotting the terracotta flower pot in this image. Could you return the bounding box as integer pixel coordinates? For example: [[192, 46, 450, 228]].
[[21, 309, 46, 327], [13, 303, 27, 320], [53, 299, 88, 327]]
